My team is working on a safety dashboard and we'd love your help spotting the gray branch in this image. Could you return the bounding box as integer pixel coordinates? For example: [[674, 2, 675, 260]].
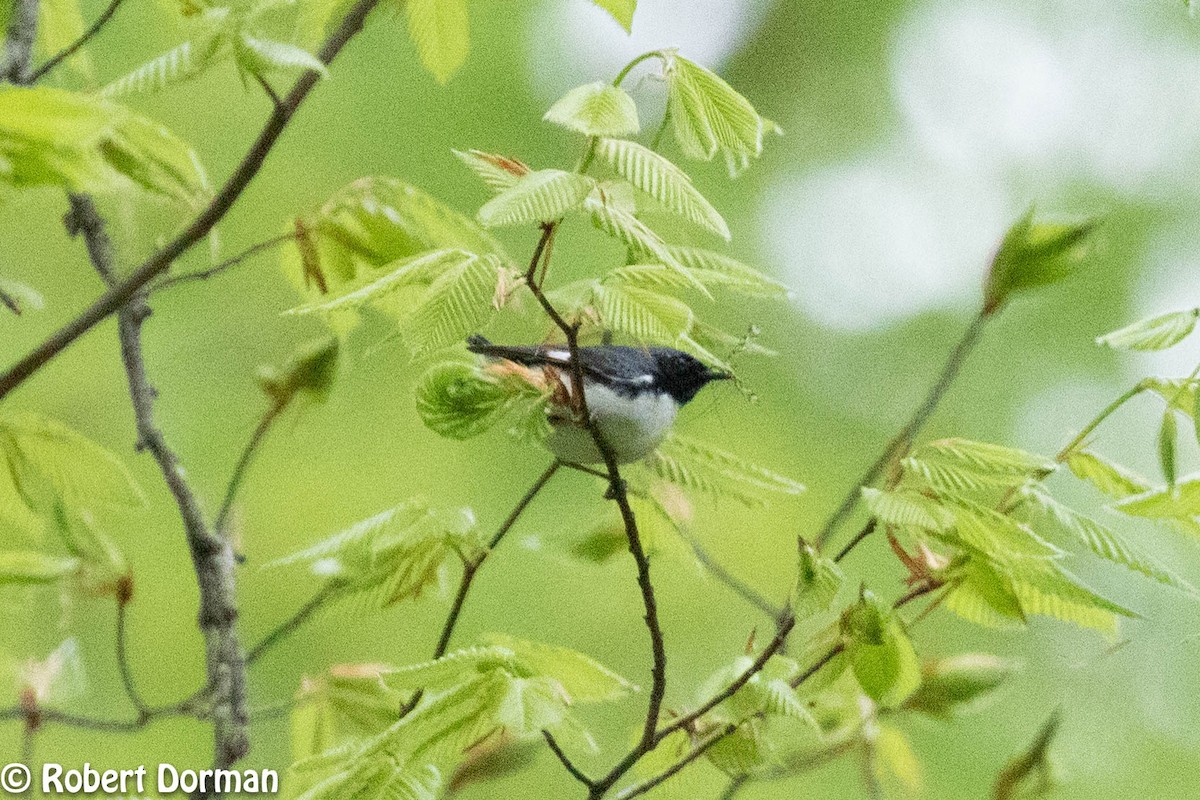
[[2, 0, 38, 82], [65, 194, 248, 772]]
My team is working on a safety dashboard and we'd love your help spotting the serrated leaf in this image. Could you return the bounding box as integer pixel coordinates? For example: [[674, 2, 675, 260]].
[[1096, 309, 1199, 351], [1066, 450, 1148, 499], [983, 208, 1097, 313], [0, 87, 207, 202], [948, 501, 1062, 562], [416, 361, 545, 441], [589, 282, 693, 346], [664, 53, 771, 176], [945, 559, 1026, 629], [477, 169, 595, 227], [844, 594, 920, 708], [0, 413, 145, 512], [453, 150, 528, 194], [485, 634, 636, 703], [649, 433, 804, 506], [1115, 478, 1200, 519], [584, 191, 710, 297], [0, 551, 80, 586], [913, 439, 1055, 481], [1021, 487, 1193, 593], [1010, 559, 1139, 628], [405, 0, 469, 84], [100, 22, 228, 98], [595, 138, 728, 238], [291, 665, 406, 762], [794, 542, 844, 620], [544, 83, 639, 137], [405, 253, 508, 356], [236, 35, 328, 77], [591, 0, 636, 31], [905, 654, 1017, 719], [861, 488, 955, 533]]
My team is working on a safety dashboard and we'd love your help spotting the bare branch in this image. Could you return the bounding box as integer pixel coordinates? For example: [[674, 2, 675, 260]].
[[686, 534, 782, 618], [543, 730, 594, 787], [611, 726, 732, 800], [115, 598, 150, 719], [814, 310, 992, 555], [152, 234, 297, 293], [66, 192, 249, 771], [0, 0, 382, 401], [214, 402, 284, 536], [245, 585, 335, 666], [26, 0, 126, 83]]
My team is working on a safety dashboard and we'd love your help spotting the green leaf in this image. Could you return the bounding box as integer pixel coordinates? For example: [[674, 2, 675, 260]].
[[0, 87, 207, 202], [595, 138, 728, 239], [282, 178, 508, 323], [861, 487, 955, 533], [0, 551, 80, 586], [1096, 309, 1200, 351], [405, 0, 469, 84], [416, 361, 547, 441], [664, 53, 774, 176], [1008, 564, 1128, 639], [872, 724, 923, 797], [843, 592, 921, 708], [1021, 487, 1194, 594], [544, 83, 640, 137], [912, 439, 1056, 481], [453, 149, 528, 194], [100, 14, 229, 98], [905, 654, 1018, 719], [53, 505, 128, 598], [948, 501, 1062, 562], [591, 0, 636, 31], [477, 169, 595, 227], [983, 208, 1097, 313], [794, 541, 844, 620], [0, 413, 145, 512], [698, 653, 813, 725], [589, 282, 694, 346], [1160, 410, 1179, 487], [944, 559, 1026, 629], [1115, 478, 1200, 519], [291, 665, 405, 762], [584, 191, 710, 296], [605, 249, 790, 299], [236, 34, 328, 78], [1066, 450, 1149, 499], [648, 433, 805, 505], [267, 501, 481, 608], [404, 253, 509, 356], [1145, 377, 1198, 415], [485, 634, 637, 703]]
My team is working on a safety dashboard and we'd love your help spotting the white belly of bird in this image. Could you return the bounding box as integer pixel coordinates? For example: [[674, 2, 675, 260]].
[[546, 383, 678, 464]]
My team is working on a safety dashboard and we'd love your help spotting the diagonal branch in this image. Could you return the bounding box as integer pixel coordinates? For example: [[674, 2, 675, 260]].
[[66, 193, 249, 773], [814, 310, 992, 555], [26, 0, 126, 83], [0, 0, 382, 401]]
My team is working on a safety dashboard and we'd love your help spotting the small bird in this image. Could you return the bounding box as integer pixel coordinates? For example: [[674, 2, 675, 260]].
[[467, 335, 731, 464]]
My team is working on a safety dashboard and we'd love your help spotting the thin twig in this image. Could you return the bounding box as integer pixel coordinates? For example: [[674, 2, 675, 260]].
[[66, 192, 249, 771], [115, 599, 150, 718], [719, 775, 748, 800], [654, 613, 795, 744], [245, 585, 334, 665], [612, 726, 732, 800], [399, 460, 562, 717], [0, 0, 382, 401], [26, 0, 125, 83], [153, 234, 297, 292], [833, 519, 876, 564], [814, 310, 991, 555], [543, 730, 594, 787], [687, 534, 781, 618], [214, 402, 284, 536]]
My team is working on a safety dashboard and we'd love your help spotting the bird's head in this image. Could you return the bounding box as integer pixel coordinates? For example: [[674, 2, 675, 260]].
[[650, 348, 732, 405]]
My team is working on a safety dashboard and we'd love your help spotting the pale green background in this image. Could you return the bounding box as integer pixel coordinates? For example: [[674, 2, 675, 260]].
[[2, 0, 1200, 798]]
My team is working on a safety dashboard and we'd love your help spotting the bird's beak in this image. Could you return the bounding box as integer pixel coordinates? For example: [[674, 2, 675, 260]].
[[707, 369, 734, 382]]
